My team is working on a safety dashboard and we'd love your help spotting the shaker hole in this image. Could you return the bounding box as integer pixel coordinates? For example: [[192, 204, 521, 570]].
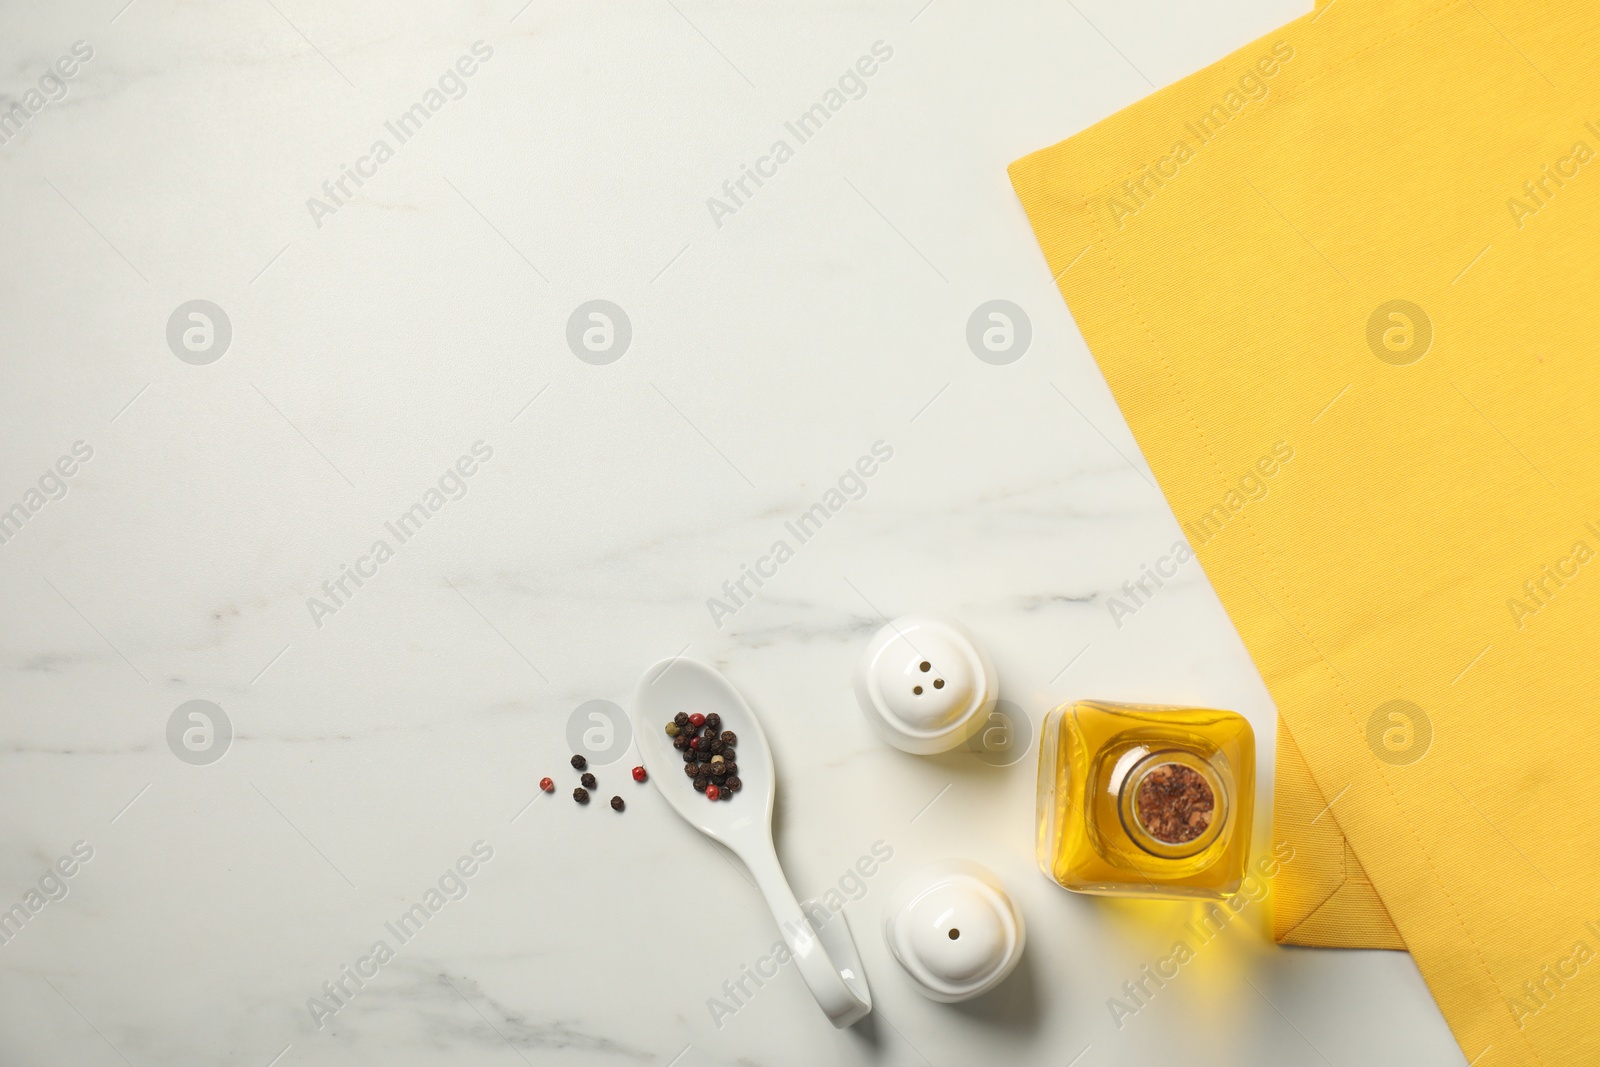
[[933, 679, 944, 689], [913, 686, 923, 695], [948, 928, 960, 940], [919, 661, 930, 672]]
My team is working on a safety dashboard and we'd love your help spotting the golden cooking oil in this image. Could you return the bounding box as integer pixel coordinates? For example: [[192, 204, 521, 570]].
[[1035, 700, 1255, 900]]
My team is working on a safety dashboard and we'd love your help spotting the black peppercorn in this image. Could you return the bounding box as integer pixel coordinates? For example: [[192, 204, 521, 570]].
[[570, 754, 587, 771], [610, 795, 624, 811], [664, 716, 743, 805], [573, 787, 590, 803], [581, 772, 596, 789]]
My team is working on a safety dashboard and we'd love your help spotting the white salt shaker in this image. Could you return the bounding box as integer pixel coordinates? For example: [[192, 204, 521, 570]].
[[882, 859, 1026, 1002], [853, 615, 998, 754]]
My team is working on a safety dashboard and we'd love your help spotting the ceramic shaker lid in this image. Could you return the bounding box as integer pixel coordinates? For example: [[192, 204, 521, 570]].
[[883, 859, 1026, 1002], [853, 615, 998, 754]]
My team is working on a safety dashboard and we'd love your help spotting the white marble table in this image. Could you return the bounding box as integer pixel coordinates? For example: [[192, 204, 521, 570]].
[[0, 0, 1469, 1063]]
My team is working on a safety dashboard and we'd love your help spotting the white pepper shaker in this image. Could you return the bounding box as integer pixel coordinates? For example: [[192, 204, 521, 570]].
[[883, 859, 1025, 1002], [853, 615, 998, 754]]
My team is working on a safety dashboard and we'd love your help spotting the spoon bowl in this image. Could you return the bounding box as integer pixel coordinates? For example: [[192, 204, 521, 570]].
[[632, 657, 776, 847], [633, 656, 872, 1028]]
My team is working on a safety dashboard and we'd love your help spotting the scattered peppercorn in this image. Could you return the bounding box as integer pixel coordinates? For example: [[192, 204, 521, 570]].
[[689, 713, 706, 727], [722, 762, 738, 778], [721, 731, 736, 746], [694, 775, 710, 792], [673, 735, 689, 750], [674, 711, 690, 726], [665, 721, 680, 737], [573, 787, 590, 804], [570, 754, 587, 771], [581, 772, 596, 789], [539, 777, 554, 793], [611, 795, 625, 811], [685, 762, 700, 777], [705, 713, 721, 732], [632, 765, 647, 782], [706, 784, 721, 800], [725, 776, 742, 792]]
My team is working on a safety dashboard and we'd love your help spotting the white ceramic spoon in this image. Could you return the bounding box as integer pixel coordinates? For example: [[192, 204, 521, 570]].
[[632, 657, 872, 1028]]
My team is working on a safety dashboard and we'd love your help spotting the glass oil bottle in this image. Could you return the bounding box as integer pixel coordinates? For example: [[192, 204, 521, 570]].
[[1035, 700, 1255, 900]]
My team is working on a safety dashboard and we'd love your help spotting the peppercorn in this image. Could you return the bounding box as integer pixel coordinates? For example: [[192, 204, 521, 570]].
[[570, 754, 587, 771], [581, 772, 596, 789], [664, 716, 743, 804], [632, 765, 647, 782], [573, 787, 590, 803], [539, 777, 554, 793], [610, 795, 625, 811]]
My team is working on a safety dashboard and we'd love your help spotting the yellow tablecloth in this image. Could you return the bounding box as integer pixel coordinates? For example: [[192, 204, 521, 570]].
[[1011, 1, 1600, 1062]]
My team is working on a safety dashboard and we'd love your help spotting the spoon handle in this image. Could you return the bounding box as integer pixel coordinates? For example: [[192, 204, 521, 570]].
[[743, 847, 872, 1028]]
